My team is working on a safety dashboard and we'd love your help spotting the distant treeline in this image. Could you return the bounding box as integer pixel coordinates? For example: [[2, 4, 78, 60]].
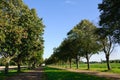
[[101, 59, 120, 63], [87, 59, 120, 63]]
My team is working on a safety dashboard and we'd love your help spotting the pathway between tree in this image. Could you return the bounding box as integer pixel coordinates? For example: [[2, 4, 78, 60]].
[[5, 67, 45, 80]]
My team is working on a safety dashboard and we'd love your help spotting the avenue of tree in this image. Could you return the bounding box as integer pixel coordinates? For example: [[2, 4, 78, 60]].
[[0, 0, 44, 74], [0, 0, 120, 74], [45, 0, 120, 71]]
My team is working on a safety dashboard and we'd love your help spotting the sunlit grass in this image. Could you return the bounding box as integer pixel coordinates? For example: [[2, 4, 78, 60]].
[[51, 63, 120, 74]]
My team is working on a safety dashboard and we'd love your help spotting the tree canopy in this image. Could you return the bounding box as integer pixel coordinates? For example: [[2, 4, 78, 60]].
[[0, 0, 44, 73], [98, 0, 120, 43]]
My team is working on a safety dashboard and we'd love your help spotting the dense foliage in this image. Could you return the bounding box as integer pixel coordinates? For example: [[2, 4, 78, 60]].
[[0, 0, 44, 73], [98, 0, 120, 43]]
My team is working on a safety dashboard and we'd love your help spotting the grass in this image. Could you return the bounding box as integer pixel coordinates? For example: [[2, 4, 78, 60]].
[[0, 68, 29, 80], [44, 67, 110, 80], [52, 63, 120, 74], [0, 69, 19, 80], [78, 63, 120, 73]]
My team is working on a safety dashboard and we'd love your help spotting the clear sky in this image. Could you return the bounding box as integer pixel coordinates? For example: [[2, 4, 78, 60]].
[[23, 0, 120, 61]]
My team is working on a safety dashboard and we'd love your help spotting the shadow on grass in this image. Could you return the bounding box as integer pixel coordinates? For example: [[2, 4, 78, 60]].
[[101, 70, 110, 72], [45, 67, 109, 80], [0, 67, 29, 80], [0, 70, 19, 80], [2, 67, 45, 80]]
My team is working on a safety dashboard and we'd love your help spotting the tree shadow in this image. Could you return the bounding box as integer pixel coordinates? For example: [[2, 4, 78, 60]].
[[45, 67, 108, 80], [1, 67, 45, 80]]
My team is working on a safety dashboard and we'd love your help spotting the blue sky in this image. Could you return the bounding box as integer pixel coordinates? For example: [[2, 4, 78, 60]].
[[23, 0, 120, 61]]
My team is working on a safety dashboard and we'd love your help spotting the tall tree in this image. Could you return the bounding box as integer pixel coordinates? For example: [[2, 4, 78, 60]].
[[98, 0, 120, 43], [67, 32, 82, 69], [0, 0, 44, 73], [69, 20, 101, 70], [16, 6, 44, 72], [0, 0, 25, 74], [96, 28, 115, 70], [59, 38, 78, 68]]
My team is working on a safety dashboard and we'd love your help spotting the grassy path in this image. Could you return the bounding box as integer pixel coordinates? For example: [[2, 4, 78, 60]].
[[65, 68, 120, 80], [2, 66, 120, 80], [45, 67, 110, 80], [47, 66, 120, 80], [4, 67, 45, 80]]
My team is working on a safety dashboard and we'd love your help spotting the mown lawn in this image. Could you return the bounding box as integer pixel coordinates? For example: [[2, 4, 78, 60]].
[[58, 63, 120, 74], [78, 63, 120, 73], [44, 67, 109, 80]]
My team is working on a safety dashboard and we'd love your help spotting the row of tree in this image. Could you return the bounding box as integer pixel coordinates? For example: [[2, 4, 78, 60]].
[[0, 0, 44, 74], [45, 0, 120, 71]]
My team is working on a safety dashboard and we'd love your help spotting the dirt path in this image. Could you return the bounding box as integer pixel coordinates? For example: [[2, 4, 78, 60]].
[[50, 66, 120, 80], [5, 67, 45, 80], [66, 69, 120, 80]]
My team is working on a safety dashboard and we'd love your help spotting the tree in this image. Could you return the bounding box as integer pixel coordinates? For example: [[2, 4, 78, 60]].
[[98, 0, 120, 43], [0, 10, 5, 44], [69, 19, 101, 70], [16, 6, 44, 72], [67, 32, 82, 69], [0, 0, 44, 73], [59, 38, 78, 68], [0, 0, 25, 74], [96, 28, 115, 70]]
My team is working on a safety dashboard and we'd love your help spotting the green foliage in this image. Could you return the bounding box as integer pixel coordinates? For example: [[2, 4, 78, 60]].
[[0, 0, 44, 73], [67, 19, 101, 69], [98, 0, 120, 70], [98, 0, 120, 43], [46, 20, 101, 70], [69, 19, 100, 56], [45, 67, 109, 80]]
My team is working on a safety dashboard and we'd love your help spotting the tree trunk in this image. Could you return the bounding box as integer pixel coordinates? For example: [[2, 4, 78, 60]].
[[106, 55, 111, 70], [28, 61, 31, 69], [32, 61, 36, 69], [62, 62, 65, 68], [69, 58, 72, 68], [86, 54, 90, 70], [5, 62, 9, 74], [17, 62, 21, 72], [17, 55, 21, 72], [76, 57, 79, 69]]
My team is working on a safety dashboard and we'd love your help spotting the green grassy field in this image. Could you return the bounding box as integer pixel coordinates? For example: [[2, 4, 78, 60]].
[[53, 63, 120, 74], [78, 63, 120, 73], [44, 67, 110, 80]]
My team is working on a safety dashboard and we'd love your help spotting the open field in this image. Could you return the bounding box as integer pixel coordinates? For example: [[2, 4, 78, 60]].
[[44, 67, 110, 80], [78, 63, 120, 73]]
